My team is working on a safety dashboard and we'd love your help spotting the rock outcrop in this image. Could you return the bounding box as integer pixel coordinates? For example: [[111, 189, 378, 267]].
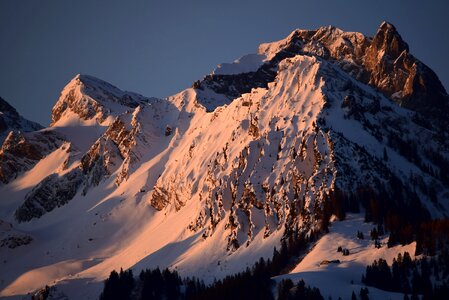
[[195, 22, 448, 124], [15, 169, 84, 222], [51, 74, 148, 125], [0, 96, 42, 144], [0, 130, 64, 184]]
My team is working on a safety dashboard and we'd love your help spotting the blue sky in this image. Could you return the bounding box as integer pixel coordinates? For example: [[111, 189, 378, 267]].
[[1, 0, 448, 125]]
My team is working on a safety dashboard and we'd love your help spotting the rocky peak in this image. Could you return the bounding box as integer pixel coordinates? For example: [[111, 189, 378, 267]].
[[51, 74, 148, 126], [1, 131, 41, 160], [193, 25, 370, 111], [0, 97, 43, 144], [0, 130, 63, 184], [363, 22, 449, 122], [260, 22, 448, 124], [2, 24, 449, 299], [369, 21, 409, 61]]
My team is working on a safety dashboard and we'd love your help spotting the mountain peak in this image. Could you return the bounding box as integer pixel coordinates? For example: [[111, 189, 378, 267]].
[[2, 22, 449, 300], [371, 21, 409, 60], [198, 22, 447, 126], [0, 97, 43, 144], [315, 25, 342, 35], [71, 74, 124, 93], [364, 22, 448, 120], [379, 20, 396, 30], [51, 74, 149, 126]]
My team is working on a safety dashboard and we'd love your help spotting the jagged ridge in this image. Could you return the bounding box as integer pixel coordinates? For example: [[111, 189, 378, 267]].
[[0, 22, 449, 299]]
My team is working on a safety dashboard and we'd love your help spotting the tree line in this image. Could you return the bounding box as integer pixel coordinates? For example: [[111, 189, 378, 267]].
[[99, 232, 323, 300], [362, 251, 449, 299]]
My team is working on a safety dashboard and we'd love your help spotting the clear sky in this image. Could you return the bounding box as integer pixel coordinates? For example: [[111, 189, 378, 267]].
[[1, 0, 448, 125]]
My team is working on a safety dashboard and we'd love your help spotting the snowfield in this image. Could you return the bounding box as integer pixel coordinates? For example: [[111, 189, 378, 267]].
[[278, 214, 416, 300], [213, 53, 266, 75], [1, 22, 448, 299]]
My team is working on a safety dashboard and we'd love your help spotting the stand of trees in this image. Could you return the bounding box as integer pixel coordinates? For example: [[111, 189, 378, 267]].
[[362, 251, 449, 300], [98, 153, 449, 300], [99, 232, 324, 300], [100, 269, 135, 300], [324, 179, 449, 255], [277, 278, 323, 300]]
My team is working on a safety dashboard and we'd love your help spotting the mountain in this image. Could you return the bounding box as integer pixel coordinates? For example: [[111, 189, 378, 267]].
[[51, 74, 149, 126], [0, 22, 448, 300], [0, 98, 53, 184], [0, 97, 43, 143]]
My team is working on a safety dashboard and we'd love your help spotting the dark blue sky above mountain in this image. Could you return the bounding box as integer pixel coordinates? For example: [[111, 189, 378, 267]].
[[1, 0, 448, 125]]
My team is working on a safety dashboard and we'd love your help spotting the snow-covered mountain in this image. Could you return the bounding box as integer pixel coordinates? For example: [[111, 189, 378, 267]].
[[0, 22, 448, 299], [0, 97, 43, 143]]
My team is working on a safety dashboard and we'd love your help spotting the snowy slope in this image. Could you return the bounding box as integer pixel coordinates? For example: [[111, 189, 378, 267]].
[[213, 53, 266, 75], [51, 74, 150, 126], [0, 22, 448, 299], [278, 214, 416, 300]]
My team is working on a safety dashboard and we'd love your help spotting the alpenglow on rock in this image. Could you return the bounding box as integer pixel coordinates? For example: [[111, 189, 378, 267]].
[[195, 22, 448, 123], [0, 22, 448, 300], [51, 74, 149, 126]]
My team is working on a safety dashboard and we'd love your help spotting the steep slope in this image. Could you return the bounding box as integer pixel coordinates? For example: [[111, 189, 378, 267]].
[[279, 214, 417, 300], [0, 130, 64, 184], [0, 97, 42, 144], [158, 53, 448, 255], [259, 22, 449, 122], [0, 97, 48, 184], [0, 22, 448, 299], [196, 22, 449, 126], [10, 75, 175, 222], [51, 74, 148, 126]]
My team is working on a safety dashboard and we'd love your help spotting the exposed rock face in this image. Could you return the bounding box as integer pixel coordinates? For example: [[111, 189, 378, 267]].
[[277, 23, 449, 120], [15, 169, 84, 222], [0, 130, 63, 184], [51, 74, 148, 125], [13, 128, 125, 221], [80, 137, 122, 192], [104, 117, 135, 160], [0, 96, 42, 144], [11, 78, 175, 221], [2, 23, 449, 298], [1, 131, 42, 161], [195, 22, 448, 123], [365, 22, 409, 65], [363, 22, 449, 120], [4, 23, 449, 233], [0, 220, 33, 249], [80, 110, 141, 191], [193, 68, 275, 111], [0, 235, 32, 249], [82, 104, 155, 187], [156, 53, 449, 251], [150, 186, 172, 211]]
